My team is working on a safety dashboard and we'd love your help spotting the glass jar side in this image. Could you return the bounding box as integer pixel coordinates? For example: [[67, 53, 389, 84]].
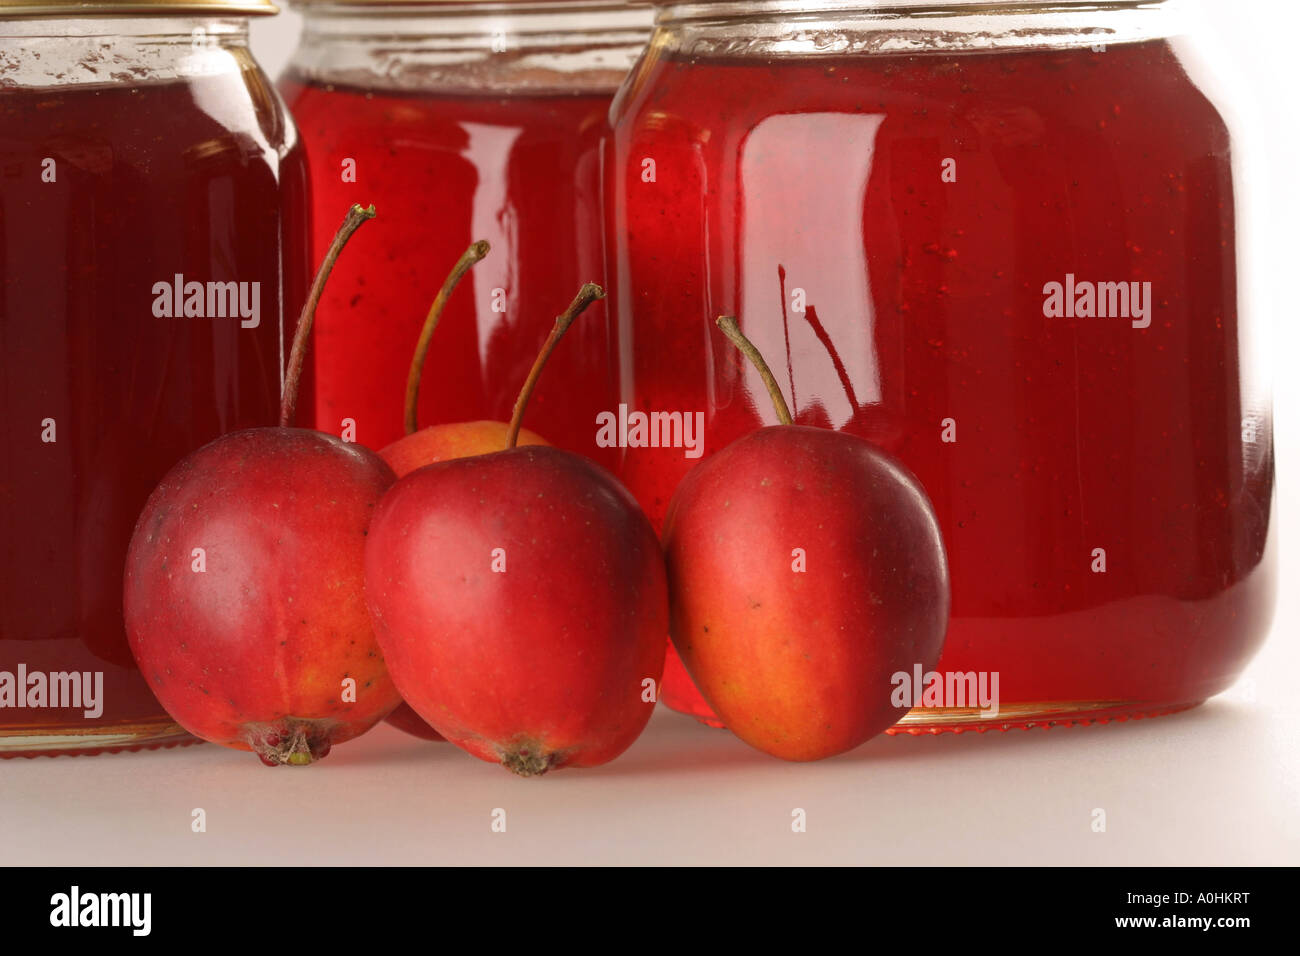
[[0, 17, 310, 755], [277, 2, 652, 466]]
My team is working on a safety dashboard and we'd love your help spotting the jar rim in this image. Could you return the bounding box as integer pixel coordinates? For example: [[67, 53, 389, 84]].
[[286, 0, 629, 7], [648, 0, 1169, 13], [647, 0, 1168, 5], [0, 0, 276, 17]]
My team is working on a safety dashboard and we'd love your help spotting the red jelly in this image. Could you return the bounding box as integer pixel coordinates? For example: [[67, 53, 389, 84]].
[[0, 10, 308, 754], [279, 1, 651, 464], [607, 1, 1275, 729]]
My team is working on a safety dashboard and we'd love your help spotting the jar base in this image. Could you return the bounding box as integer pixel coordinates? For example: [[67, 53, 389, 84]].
[[0, 718, 199, 758], [886, 699, 1204, 734], [666, 698, 1206, 734]]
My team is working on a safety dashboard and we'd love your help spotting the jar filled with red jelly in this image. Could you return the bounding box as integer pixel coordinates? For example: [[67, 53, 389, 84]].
[[0, 2, 309, 754], [279, 0, 651, 464], [607, 0, 1276, 730]]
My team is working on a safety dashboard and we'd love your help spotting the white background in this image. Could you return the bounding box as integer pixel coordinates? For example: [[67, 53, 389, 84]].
[[1, 0, 1296, 866]]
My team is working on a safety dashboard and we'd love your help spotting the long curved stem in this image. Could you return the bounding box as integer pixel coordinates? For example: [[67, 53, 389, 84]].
[[505, 283, 605, 449], [280, 204, 376, 428], [716, 315, 793, 426], [404, 240, 491, 435]]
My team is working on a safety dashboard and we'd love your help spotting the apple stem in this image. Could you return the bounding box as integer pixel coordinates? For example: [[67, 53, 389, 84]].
[[404, 240, 491, 435], [279, 204, 376, 428], [716, 315, 794, 425], [505, 282, 605, 449]]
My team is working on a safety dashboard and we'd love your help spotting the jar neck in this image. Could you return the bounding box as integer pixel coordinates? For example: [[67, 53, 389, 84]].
[[0, 17, 255, 88], [652, 0, 1179, 56], [288, 1, 651, 94]]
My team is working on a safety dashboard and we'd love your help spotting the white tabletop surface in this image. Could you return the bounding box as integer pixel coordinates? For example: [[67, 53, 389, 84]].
[[2, 629, 1296, 867]]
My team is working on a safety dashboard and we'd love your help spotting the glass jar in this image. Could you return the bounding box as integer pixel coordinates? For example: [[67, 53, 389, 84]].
[[278, 0, 650, 466], [607, 0, 1276, 730], [279, 0, 649, 740], [0, 3, 309, 754]]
